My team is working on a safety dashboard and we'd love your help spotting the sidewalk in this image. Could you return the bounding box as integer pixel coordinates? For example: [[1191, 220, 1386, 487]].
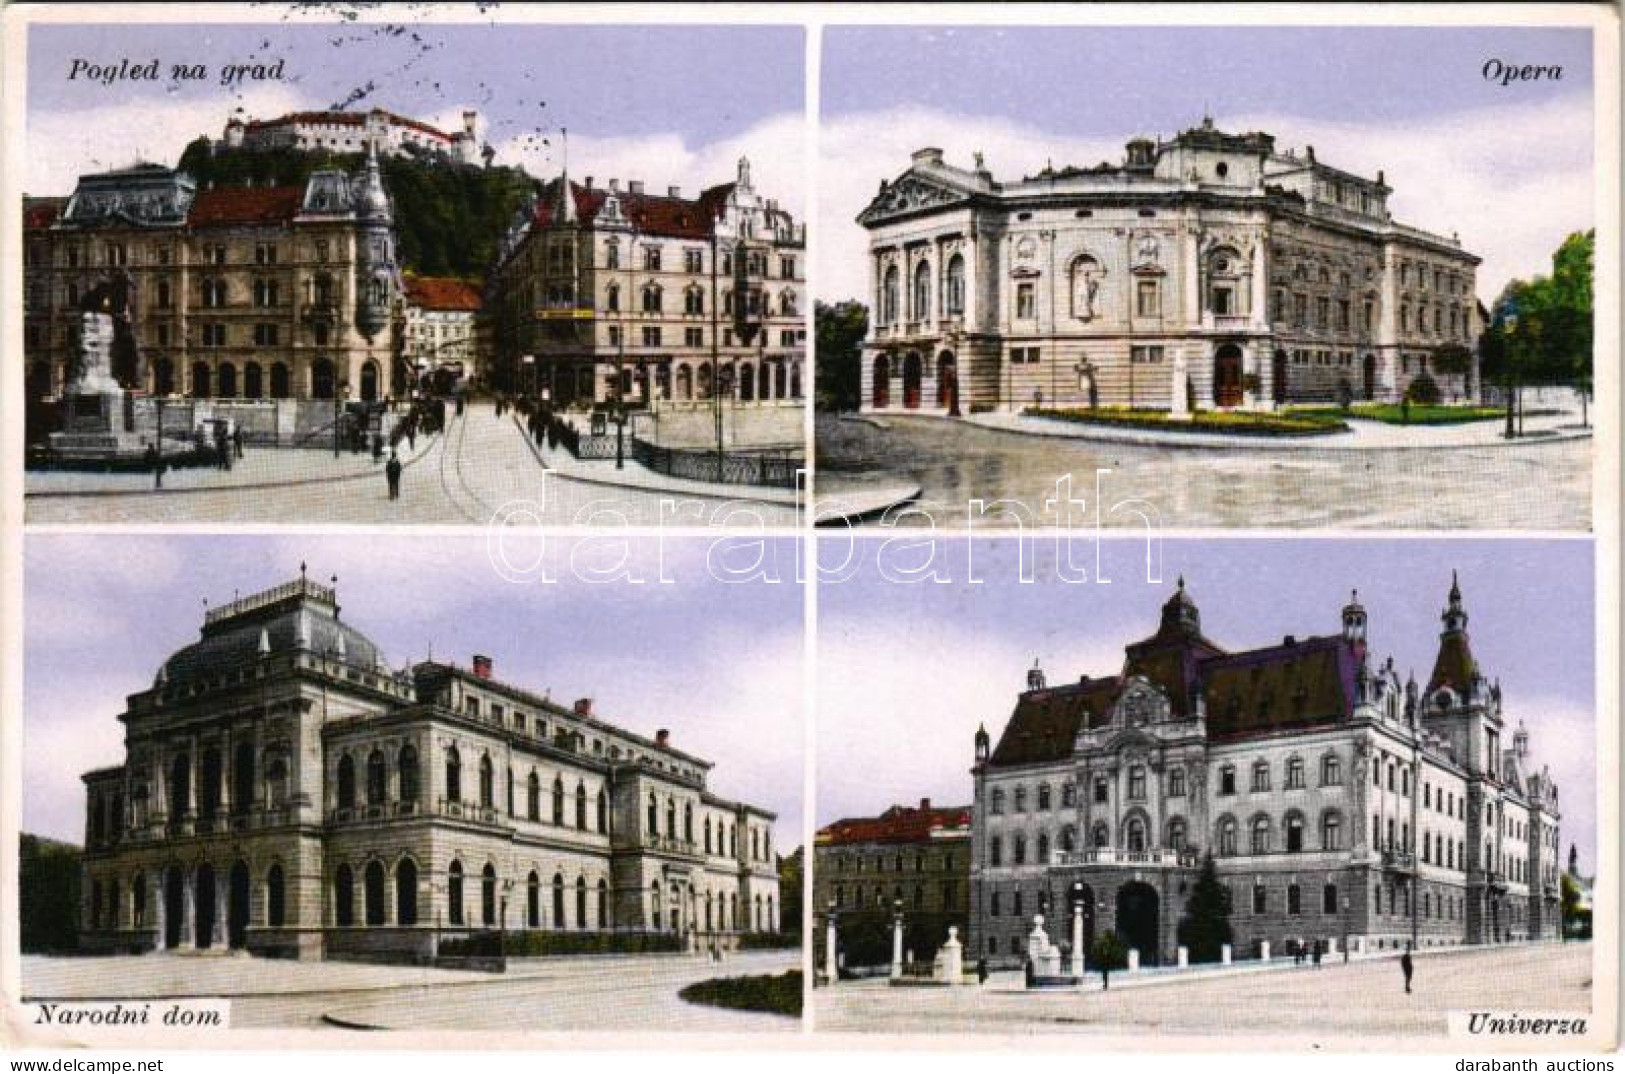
[[960, 407, 1593, 452]]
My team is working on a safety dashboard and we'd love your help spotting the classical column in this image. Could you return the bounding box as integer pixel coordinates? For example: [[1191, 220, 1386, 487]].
[[1070, 898, 1084, 978], [213, 876, 226, 947], [1251, 236, 1269, 330], [178, 870, 196, 950], [152, 874, 167, 952]]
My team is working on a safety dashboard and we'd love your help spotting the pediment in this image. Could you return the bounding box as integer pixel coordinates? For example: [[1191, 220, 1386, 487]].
[[858, 173, 970, 226]]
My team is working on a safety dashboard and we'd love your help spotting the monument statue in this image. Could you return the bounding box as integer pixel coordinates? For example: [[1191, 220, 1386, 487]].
[[75, 269, 142, 389]]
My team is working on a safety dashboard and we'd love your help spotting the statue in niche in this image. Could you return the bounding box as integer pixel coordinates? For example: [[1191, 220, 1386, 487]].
[[1072, 257, 1102, 320], [1134, 234, 1161, 268]]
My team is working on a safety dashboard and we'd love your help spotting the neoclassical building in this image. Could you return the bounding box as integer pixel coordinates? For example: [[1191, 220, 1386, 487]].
[[483, 158, 806, 416], [970, 576, 1562, 968], [857, 119, 1482, 414], [23, 147, 400, 408], [77, 574, 779, 961]]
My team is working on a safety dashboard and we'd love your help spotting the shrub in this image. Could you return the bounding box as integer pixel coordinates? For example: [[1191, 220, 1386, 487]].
[[1406, 371, 1442, 405], [680, 971, 802, 1018], [442, 929, 684, 958]]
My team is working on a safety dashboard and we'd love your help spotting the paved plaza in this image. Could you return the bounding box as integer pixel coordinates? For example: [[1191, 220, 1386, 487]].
[[815, 410, 1592, 530], [22, 949, 800, 1032], [26, 402, 800, 527], [812, 942, 1594, 1039]]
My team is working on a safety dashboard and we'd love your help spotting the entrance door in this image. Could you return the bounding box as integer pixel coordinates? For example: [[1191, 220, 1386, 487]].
[[228, 861, 250, 949], [903, 353, 923, 409], [1363, 355, 1376, 401], [936, 352, 958, 410], [164, 866, 185, 949], [1116, 881, 1160, 966], [194, 864, 216, 949], [1213, 345, 1244, 407], [872, 356, 890, 409], [1272, 351, 1288, 403]]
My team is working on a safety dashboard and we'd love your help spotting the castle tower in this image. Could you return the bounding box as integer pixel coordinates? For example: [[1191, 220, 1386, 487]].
[[1027, 659, 1045, 691], [1160, 576, 1202, 637], [1341, 588, 1368, 661]]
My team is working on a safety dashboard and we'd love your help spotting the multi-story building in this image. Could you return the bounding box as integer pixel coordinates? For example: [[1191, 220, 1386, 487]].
[[484, 158, 806, 421], [23, 148, 400, 409], [969, 576, 1561, 969], [223, 107, 482, 166], [814, 799, 971, 968], [400, 274, 483, 392], [77, 574, 780, 961], [856, 119, 1481, 414]]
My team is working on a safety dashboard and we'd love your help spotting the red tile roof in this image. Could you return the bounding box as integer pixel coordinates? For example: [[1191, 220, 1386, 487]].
[[23, 197, 68, 230], [532, 179, 736, 240], [818, 802, 972, 847], [187, 186, 305, 228], [405, 275, 482, 312], [246, 109, 455, 143]]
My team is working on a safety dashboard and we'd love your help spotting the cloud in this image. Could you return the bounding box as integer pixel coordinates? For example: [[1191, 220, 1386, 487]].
[[816, 96, 1593, 304]]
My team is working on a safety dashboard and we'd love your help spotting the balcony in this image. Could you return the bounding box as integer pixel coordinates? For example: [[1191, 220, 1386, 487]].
[[436, 798, 502, 826], [1050, 847, 1198, 869], [1382, 850, 1418, 874], [616, 831, 702, 858]]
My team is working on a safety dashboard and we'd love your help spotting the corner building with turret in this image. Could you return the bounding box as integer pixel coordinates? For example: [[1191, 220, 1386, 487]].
[[76, 576, 779, 962], [969, 577, 1561, 969]]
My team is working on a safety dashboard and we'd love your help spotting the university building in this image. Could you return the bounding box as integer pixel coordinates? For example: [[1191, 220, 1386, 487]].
[[970, 577, 1562, 968], [77, 574, 780, 961], [23, 147, 400, 409], [857, 119, 1482, 414], [813, 800, 971, 968], [483, 158, 806, 420]]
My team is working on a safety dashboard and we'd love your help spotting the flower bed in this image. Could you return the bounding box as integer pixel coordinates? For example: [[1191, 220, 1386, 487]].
[[679, 970, 802, 1018], [1025, 407, 1348, 437], [1294, 404, 1508, 426]]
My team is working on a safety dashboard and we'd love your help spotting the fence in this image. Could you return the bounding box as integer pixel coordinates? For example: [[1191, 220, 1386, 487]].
[[631, 438, 801, 489]]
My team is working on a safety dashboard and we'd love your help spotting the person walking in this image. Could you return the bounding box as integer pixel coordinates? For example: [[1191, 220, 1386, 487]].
[[232, 425, 244, 459], [385, 450, 402, 501], [976, 958, 988, 986], [1312, 940, 1323, 969], [1400, 945, 1414, 994]]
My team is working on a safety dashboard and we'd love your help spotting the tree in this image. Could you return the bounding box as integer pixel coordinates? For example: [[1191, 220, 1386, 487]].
[[777, 847, 803, 939], [815, 300, 869, 412], [1176, 853, 1233, 963], [1405, 370, 1441, 405], [1560, 872, 1590, 940], [1089, 930, 1128, 990], [20, 833, 80, 953]]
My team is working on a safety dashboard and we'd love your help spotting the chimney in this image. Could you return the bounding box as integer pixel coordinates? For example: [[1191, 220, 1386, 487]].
[[573, 697, 593, 716], [608, 178, 619, 192], [1283, 635, 1297, 647], [919, 797, 931, 811], [911, 147, 944, 166], [628, 180, 644, 195], [667, 184, 680, 198], [584, 175, 593, 190], [472, 654, 493, 679], [656, 728, 670, 747]]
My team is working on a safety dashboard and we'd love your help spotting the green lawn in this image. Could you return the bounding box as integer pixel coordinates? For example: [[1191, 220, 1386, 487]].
[[678, 970, 803, 1018], [1026, 406, 1349, 437], [1293, 403, 1507, 426]]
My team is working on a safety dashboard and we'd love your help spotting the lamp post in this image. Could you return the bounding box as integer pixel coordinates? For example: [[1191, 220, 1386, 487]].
[[890, 896, 905, 979], [1070, 881, 1085, 978], [332, 380, 345, 457]]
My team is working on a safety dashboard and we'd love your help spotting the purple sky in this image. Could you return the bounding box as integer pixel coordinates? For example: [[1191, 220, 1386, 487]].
[[24, 535, 805, 850], [817, 537, 1596, 873], [824, 26, 1592, 125]]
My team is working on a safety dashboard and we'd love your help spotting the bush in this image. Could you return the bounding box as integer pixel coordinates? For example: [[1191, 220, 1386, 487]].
[[1406, 371, 1442, 405], [1026, 406, 1347, 438], [680, 971, 802, 1018], [737, 931, 801, 951], [443, 930, 684, 958]]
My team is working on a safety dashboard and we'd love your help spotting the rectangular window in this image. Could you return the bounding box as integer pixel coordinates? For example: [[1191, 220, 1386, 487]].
[[780, 255, 796, 279], [1009, 346, 1040, 365], [1130, 345, 1164, 364], [643, 246, 661, 271], [685, 327, 704, 347], [1136, 280, 1160, 317], [253, 323, 279, 347], [1211, 286, 1232, 315], [1093, 778, 1108, 804], [255, 243, 278, 266], [1220, 768, 1236, 795], [1015, 283, 1035, 320], [685, 249, 703, 273], [1253, 886, 1267, 915], [642, 326, 661, 348]]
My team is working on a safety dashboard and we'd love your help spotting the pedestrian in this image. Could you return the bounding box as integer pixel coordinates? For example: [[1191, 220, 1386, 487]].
[[215, 426, 231, 471], [1312, 940, 1322, 969], [232, 425, 244, 459], [371, 431, 384, 462], [1400, 944, 1414, 994], [385, 451, 402, 501], [976, 958, 988, 986], [406, 421, 417, 450]]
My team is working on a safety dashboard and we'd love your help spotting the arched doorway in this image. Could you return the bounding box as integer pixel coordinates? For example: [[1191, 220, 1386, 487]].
[[1213, 345, 1243, 408], [1362, 355, 1377, 401], [872, 355, 891, 408], [902, 352, 923, 409], [152, 358, 174, 397], [164, 866, 185, 949], [937, 351, 958, 413], [228, 860, 250, 949], [1116, 881, 1160, 966], [192, 362, 211, 399], [311, 358, 335, 400], [244, 362, 263, 400], [194, 864, 217, 949], [218, 362, 238, 399], [1272, 350, 1288, 403], [739, 362, 755, 402], [360, 361, 379, 402], [270, 362, 291, 400], [396, 859, 418, 926], [364, 860, 386, 926]]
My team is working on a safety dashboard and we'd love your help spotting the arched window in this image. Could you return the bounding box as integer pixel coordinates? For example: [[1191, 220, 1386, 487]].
[[575, 877, 587, 928], [1091, 822, 1110, 849], [651, 881, 662, 930], [1036, 832, 1050, 863], [336, 754, 356, 810], [482, 864, 497, 926], [881, 265, 900, 325], [1286, 757, 1306, 790], [704, 817, 713, 854], [597, 879, 609, 928], [779, 290, 797, 317], [396, 858, 418, 925], [552, 777, 565, 825], [647, 793, 658, 834], [552, 873, 565, 927], [527, 872, 540, 928], [398, 745, 419, 804], [364, 860, 386, 925], [577, 783, 589, 829], [944, 254, 965, 315], [1321, 754, 1342, 786], [1218, 817, 1238, 856], [684, 802, 694, 843], [1061, 825, 1077, 853], [1287, 882, 1302, 916], [527, 771, 541, 821], [684, 286, 704, 315], [1124, 816, 1147, 852], [1286, 813, 1305, 853], [1323, 883, 1339, 915], [478, 755, 494, 809], [1251, 816, 1272, 855], [366, 750, 386, 807], [911, 260, 931, 321], [605, 283, 620, 312], [334, 864, 355, 926], [641, 284, 662, 313], [265, 756, 288, 807], [1168, 817, 1188, 851], [1206, 246, 1245, 315], [448, 861, 464, 926], [1322, 811, 1343, 851], [445, 747, 462, 803], [597, 790, 608, 834], [266, 863, 285, 928]]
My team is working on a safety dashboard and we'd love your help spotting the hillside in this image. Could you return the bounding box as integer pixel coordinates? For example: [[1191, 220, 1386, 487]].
[[177, 138, 539, 279]]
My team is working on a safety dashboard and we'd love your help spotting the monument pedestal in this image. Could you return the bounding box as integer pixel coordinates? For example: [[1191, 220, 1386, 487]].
[[49, 389, 148, 460]]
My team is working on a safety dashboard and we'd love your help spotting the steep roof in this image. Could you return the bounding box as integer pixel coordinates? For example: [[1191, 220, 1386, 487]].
[[187, 185, 305, 228], [818, 801, 971, 847], [531, 177, 735, 240], [989, 676, 1121, 766], [1428, 631, 1478, 694], [1201, 635, 1357, 742], [23, 196, 68, 230], [404, 274, 482, 312]]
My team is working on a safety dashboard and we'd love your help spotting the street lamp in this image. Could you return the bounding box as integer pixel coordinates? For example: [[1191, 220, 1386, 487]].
[[332, 380, 348, 457]]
